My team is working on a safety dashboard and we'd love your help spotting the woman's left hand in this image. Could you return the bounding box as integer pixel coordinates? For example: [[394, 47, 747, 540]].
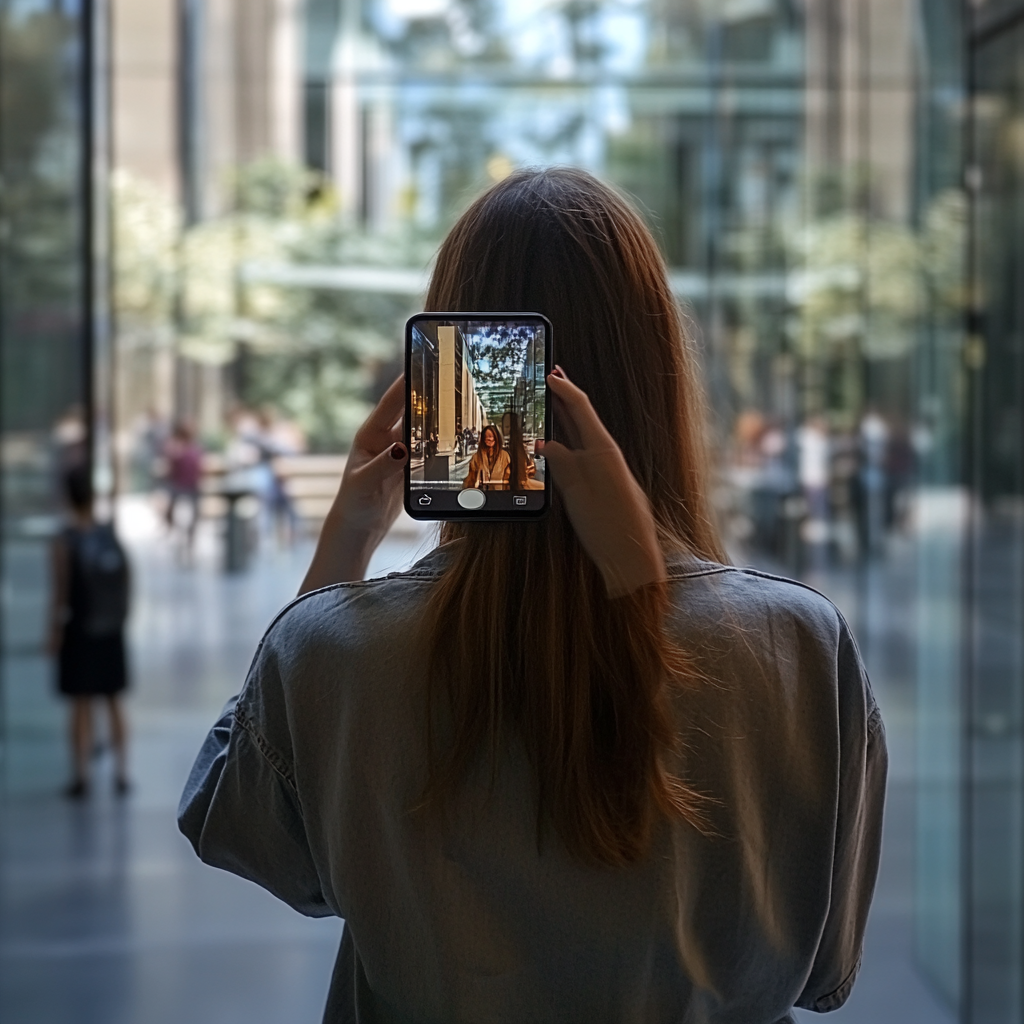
[[299, 377, 407, 594], [538, 367, 666, 598]]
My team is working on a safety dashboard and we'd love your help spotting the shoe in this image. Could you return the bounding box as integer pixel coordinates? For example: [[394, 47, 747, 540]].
[[114, 777, 132, 797], [63, 779, 88, 800]]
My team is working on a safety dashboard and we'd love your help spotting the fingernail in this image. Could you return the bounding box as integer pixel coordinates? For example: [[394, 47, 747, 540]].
[[390, 443, 406, 460]]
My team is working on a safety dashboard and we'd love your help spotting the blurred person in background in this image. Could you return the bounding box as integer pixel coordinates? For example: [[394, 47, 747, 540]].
[[51, 403, 88, 483], [254, 406, 304, 548], [886, 418, 916, 535], [164, 420, 204, 562], [858, 409, 890, 559], [733, 409, 767, 468], [225, 407, 262, 470], [180, 169, 885, 1024], [50, 466, 131, 799], [131, 407, 169, 492], [797, 414, 832, 570]]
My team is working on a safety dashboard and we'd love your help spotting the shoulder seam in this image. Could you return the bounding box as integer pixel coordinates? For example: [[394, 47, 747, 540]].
[[675, 563, 833, 600], [669, 563, 843, 610], [233, 704, 298, 794], [260, 568, 440, 642], [235, 560, 442, 704]]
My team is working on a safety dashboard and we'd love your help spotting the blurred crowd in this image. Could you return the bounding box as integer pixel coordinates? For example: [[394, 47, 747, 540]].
[[127, 406, 308, 562], [724, 409, 916, 571]]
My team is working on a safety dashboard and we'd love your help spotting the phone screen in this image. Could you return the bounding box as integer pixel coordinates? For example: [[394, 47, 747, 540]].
[[405, 313, 551, 519]]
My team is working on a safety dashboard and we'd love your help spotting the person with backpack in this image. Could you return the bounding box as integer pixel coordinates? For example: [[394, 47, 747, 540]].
[[50, 466, 131, 799]]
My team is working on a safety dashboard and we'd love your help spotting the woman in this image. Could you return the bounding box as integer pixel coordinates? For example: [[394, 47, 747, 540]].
[[462, 423, 510, 490], [51, 467, 131, 798], [180, 168, 886, 1023], [163, 419, 203, 560]]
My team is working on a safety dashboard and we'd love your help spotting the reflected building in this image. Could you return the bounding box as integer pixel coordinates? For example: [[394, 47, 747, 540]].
[[2, 1, 1024, 1021], [409, 321, 486, 479]]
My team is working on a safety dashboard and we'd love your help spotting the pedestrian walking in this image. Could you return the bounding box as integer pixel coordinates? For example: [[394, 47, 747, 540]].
[[50, 467, 131, 799], [164, 420, 203, 560]]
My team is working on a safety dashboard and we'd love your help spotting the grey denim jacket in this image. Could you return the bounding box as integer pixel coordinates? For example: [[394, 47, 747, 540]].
[[179, 545, 886, 1024]]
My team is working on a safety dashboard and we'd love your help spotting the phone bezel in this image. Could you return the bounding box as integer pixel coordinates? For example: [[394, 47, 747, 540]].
[[404, 312, 552, 522]]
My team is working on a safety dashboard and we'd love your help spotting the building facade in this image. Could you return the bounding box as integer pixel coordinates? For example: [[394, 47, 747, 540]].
[[2, 1, 1024, 1019]]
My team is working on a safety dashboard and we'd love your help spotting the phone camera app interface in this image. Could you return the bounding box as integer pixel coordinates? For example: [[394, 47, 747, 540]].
[[410, 319, 546, 514]]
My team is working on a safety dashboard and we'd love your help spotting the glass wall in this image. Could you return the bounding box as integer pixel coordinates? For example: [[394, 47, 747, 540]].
[[5, 0, 1024, 1018], [0, 1, 91, 792], [107, 2, 966, 1015], [964, 3, 1024, 1018], [914, 0, 967, 1010]]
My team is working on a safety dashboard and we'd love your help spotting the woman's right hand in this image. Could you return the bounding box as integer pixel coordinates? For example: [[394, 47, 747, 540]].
[[538, 367, 666, 598], [298, 377, 407, 594]]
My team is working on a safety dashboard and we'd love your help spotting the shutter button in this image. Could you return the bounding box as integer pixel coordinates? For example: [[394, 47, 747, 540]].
[[457, 489, 486, 510]]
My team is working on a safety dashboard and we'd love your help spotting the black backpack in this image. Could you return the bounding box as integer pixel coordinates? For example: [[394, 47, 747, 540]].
[[68, 524, 130, 636]]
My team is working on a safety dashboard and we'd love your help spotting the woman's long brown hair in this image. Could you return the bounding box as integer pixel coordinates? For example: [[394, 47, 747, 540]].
[[423, 167, 726, 867]]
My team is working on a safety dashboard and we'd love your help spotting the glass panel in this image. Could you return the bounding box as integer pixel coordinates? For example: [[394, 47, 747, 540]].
[[968, 17, 1024, 1020], [914, 0, 967, 1009], [95, 0, 983, 1017], [0, 0, 88, 793]]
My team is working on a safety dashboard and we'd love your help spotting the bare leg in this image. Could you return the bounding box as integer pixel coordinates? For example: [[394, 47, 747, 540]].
[[106, 695, 130, 792], [184, 491, 199, 561], [67, 698, 92, 796]]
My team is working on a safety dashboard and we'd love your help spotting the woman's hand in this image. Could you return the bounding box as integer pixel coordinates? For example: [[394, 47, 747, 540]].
[[538, 367, 666, 598], [298, 376, 407, 595]]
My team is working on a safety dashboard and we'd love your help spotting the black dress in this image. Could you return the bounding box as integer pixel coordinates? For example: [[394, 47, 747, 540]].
[[58, 526, 128, 697]]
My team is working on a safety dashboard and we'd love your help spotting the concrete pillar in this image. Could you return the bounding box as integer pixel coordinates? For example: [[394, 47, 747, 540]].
[[270, 0, 301, 162], [330, 0, 360, 220], [438, 325, 456, 453]]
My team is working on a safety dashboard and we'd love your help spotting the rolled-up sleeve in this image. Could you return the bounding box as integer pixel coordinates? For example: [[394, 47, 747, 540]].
[[796, 620, 888, 1012], [177, 640, 332, 918]]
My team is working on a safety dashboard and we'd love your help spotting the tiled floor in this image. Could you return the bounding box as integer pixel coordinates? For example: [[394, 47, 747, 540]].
[[0, 498, 954, 1022]]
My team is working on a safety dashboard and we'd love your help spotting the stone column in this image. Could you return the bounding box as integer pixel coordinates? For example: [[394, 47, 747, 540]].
[[437, 325, 456, 454]]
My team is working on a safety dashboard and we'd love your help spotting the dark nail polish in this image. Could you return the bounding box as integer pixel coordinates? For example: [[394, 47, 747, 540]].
[[391, 444, 406, 460]]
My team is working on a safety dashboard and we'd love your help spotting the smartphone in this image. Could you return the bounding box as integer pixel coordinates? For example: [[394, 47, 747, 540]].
[[405, 312, 552, 520]]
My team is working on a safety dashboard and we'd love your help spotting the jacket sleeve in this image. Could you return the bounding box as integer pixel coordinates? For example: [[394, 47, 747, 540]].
[[796, 618, 888, 1012], [177, 640, 333, 918]]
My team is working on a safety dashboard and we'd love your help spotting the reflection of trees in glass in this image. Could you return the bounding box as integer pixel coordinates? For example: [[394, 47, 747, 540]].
[[232, 161, 430, 450], [0, 7, 83, 439], [791, 214, 920, 362], [791, 189, 967, 365], [919, 188, 967, 323], [773, 187, 967, 421], [113, 159, 431, 451], [378, 0, 508, 67]]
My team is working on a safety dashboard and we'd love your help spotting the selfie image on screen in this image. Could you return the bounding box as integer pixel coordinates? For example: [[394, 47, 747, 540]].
[[409, 319, 546, 514]]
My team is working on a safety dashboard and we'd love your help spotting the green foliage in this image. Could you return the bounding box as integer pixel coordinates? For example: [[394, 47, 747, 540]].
[[233, 158, 317, 218], [112, 159, 437, 451], [467, 324, 536, 384], [0, 8, 85, 433]]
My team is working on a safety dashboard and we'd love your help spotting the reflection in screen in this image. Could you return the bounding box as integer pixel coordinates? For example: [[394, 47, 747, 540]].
[[409, 320, 546, 505]]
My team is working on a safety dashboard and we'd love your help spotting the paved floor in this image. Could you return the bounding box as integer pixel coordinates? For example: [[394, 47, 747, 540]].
[[0, 499, 954, 1022]]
